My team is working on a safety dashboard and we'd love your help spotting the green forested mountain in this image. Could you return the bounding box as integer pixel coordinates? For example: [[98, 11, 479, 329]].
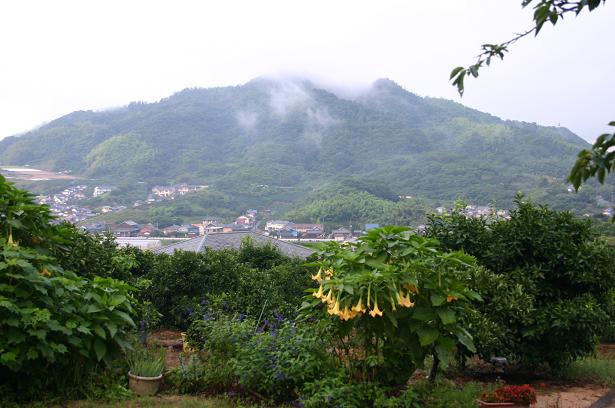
[[0, 77, 609, 222]]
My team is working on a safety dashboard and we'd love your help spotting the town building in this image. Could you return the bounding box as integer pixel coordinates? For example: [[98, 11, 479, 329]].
[[265, 220, 291, 232]]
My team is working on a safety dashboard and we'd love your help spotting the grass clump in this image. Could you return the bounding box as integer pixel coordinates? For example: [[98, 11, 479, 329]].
[[126, 347, 166, 378], [553, 356, 615, 386]]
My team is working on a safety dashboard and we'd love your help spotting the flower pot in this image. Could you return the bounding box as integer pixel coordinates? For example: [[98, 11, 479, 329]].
[[477, 401, 529, 408], [128, 371, 163, 396]]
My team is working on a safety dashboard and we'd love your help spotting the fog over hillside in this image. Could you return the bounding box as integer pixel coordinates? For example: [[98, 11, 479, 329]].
[[1, 76, 610, 220]]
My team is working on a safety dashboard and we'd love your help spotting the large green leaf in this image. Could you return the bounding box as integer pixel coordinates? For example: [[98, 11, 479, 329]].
[[436, 308, 456, 325], [93, 338, 107, 362], [417, 326, 439, 346]]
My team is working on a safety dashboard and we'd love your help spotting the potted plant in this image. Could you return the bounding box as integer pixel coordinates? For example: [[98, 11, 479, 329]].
[[478, 384, 537, 407], [126, 347, 166, 396]]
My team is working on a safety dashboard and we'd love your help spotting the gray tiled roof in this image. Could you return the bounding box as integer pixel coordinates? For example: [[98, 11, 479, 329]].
[[153, 231, 314, 259]]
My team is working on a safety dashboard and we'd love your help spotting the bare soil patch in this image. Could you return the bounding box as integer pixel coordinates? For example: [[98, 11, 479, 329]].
[[147, 330, 184, 368]]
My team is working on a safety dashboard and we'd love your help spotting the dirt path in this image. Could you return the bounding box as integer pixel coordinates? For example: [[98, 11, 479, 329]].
[[147, 330, 184, 368], [535, 384, 610, 407]]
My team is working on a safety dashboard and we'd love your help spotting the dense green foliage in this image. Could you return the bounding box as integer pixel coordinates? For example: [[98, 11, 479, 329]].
[[143, 241, 313, 329], [427, 197, 615, 368], [0, 175, 136, 397], [2, 77, 612, 218], [302, 227, 481, 386]]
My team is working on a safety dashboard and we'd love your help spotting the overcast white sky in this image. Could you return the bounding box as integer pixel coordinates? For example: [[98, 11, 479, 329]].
[[0, 0, 613, 142]]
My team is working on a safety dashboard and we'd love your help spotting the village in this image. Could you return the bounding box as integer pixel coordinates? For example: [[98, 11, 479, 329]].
[[31, 181, 615, 252]]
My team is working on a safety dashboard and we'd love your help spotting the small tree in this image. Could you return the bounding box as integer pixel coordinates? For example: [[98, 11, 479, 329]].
[[427, 196, 615, 368], [302, 226, 481, 385]]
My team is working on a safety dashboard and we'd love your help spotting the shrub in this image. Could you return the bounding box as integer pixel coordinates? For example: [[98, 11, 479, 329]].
[[301, 226, 482, 385], [300, 377, 421, 408], [300, 377, 387, 408], [0, 175, 136, 398], [144, 249, 245, 329], [187, 315, 255, 358], [233, 318, 339, 403], [427, 196, 615, 368], [227, 260, 314, 319], [165, 353, 236, 395], [145, 244, 315, 329]]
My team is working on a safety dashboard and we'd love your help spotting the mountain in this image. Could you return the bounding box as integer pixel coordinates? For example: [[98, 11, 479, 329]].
[[0, 76, 606, 221]]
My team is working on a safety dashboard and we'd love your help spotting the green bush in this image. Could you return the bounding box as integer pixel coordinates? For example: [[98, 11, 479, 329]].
[[144, 249, 245, 329], [233, 319, 339, 403], [144, 242, 314, 329], [0, 175, 136, 398], [427, 196, 615, 368], [302, 226, 482, 386], [300, 377, 421, 408], [165, 353, 236, 395], [187, 315, 255, 358]]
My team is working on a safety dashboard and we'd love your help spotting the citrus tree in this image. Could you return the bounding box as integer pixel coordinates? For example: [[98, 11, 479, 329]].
[[302, 226, 481, 385]]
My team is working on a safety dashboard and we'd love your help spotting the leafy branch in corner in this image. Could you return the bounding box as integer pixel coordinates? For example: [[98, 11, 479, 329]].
[[569, 122, 615, 190], [449, 0, 613, 218], [449, 0, 606, 96]]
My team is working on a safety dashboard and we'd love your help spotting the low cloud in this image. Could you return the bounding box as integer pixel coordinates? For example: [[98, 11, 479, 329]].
[[236, 110, 259, 131]]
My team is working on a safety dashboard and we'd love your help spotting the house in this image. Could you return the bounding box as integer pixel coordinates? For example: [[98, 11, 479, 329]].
[[220, 224, 252, 233], [112, 220, 141, 237], [330, 227, 353, 242], [81, 222, 109, 234], [202, 217, 218, 226], [176, 183, 190, 195], [235, 215, 252, 226], [93, 186, 113, 197], [138, 223, 158, 237], [151, 185, 176, 198], [193, 223, 206, 235], [204, 223, 224, 234], [290, 223, 324, 238], [265, 220, 290, 232], [161, 224, 182, 236], [277, 227, 299, 239], [177, 224, 200, 237]]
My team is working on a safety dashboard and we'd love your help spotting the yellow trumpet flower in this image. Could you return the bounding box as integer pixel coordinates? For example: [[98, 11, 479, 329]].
[[311, 269, 323, 282], [447, 295, 458, 303], [369, 301, 383, 318], [338, 306, 352, 321], [398, 291, 415, 308], [313, 285, 324, 299], [322, 289, 333, 304], [352, 297, 366, 314], [328, 299, 340, 316]]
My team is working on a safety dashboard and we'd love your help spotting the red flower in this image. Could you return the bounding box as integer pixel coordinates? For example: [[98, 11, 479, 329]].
[[482, 384, 537, 405]]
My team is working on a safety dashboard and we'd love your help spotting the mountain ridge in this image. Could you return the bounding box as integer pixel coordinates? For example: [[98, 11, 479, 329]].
[[0, 77, 598, 214]]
